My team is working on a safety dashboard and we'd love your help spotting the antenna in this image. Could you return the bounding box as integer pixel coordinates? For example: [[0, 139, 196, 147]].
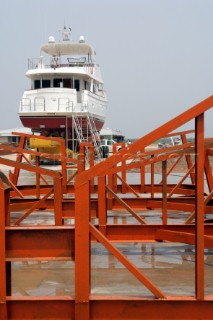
[[60, 25, 71, 41]]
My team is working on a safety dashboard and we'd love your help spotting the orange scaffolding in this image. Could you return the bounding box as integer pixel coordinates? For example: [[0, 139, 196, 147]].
[[0, 96, 213, 319]]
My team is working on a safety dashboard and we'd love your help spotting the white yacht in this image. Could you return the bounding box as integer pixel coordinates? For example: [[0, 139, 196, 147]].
[[19, 27, 107, 145]]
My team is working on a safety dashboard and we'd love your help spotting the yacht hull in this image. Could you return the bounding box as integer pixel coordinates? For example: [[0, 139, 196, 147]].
[[19, 115, 104, 132]]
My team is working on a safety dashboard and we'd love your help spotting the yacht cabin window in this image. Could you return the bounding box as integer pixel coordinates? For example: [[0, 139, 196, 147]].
[[42, 80, 51, 88], [54, 78, 63, 87], [34, 79, 51, 89], [53, 78, 73, 88], [84, 81, 90, 91], [63, 79, 73, 88], [74, 79, 80, 92], [34, 78, 79, 90], [34, 80, 40, 89]]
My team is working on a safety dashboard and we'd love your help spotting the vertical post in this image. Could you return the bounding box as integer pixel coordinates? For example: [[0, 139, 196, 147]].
[[9, 135, 26, 185], [181, 133, 195, 184], [60, 139, 67, 194], [140, 148, 145, 193], [151, 155, 154, 198], [120, 142, 127, 194], [78, 159, 85, 175], [195, 113, 205, 300], [75, 181, 90, 320], [98, 175, 107, 235], [113, 172, 117, 193], [5, 189, 10, 227], [0, 181, 9, 319], [35, 155, 40, 199], [204, 151, 213, 193], [89, 146, 95, 193], [79, 144, 86, 173], [121, 157, 127, 194], [54, 177, 63, 226], [162, 160, 167, 225], [107, 174, 113, 209], [89, 145, 94, 168]]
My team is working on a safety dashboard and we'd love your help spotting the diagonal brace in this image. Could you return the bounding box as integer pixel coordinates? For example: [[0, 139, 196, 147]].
[[13, 188, 54, 225], [106, 185, 146, 224], [89, 223, 165, 298]]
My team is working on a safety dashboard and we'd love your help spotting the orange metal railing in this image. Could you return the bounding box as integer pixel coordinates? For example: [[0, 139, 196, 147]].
[[0, 96, 213, 318], [74, 96, 213, 319]]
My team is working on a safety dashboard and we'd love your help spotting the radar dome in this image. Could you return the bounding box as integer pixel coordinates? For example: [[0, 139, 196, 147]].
[[48, 36, 55, 43], [79, 36, 85, 43]]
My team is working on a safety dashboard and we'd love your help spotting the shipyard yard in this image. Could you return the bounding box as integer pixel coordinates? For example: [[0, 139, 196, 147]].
[[0, 162, 212, 301], [1, 155, 210, 299], [1, 5, 213, 317], [0, 97, 213, 319]]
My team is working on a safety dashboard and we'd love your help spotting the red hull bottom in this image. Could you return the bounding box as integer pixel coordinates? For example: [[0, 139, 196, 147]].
[[20, 116, 104, 132]]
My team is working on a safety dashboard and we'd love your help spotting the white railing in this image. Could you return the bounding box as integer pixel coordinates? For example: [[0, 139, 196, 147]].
[[20, 99, 88, 114], [20, 98, 31, 112], [58, 98, 70, 112], [27, 57, 95, 71], [34, 97, 45, 111], [19, 90, 106, 116]]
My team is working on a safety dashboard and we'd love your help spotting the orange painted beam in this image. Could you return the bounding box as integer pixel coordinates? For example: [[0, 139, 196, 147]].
[[0, 185, 9, 319], [6, 297, 74, 320], [112, 198, 196, 212], [0, 157, 61, 178], [75, 182, 90, 319], [155, 230, 213, 247], [9, 183, 197, 197], [164, 129, 195, 137], [90, 297, 213, 319], [105, 224, 213, 241], [195, 114, 205, 300], [4, 297, 213, 319], [5, 227, 74, 260]]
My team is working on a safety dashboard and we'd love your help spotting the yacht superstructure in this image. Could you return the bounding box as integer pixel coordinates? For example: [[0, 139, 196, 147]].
[[19, 27, 107, 152]]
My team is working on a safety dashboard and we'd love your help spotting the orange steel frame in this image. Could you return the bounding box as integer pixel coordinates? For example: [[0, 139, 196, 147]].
[[0, 96, 213, 318]]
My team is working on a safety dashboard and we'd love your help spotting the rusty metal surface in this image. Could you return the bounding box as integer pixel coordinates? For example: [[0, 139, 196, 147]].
[[0, 96, 213, 318]]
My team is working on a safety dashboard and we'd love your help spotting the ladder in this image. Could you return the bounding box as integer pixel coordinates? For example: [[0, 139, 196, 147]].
[[87, 112, 102, 161], [72, 114, 90, 164], [72, 114, 86, 144], [68, 108, 103, 163]]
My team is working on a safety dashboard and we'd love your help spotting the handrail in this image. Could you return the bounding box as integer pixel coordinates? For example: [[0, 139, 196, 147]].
[[75, 95, 213, 188]]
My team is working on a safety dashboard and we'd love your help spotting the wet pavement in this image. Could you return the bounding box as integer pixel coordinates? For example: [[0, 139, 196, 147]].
[[10, 204, 213, 298], [1, 155, 212, 298], [11, 242, 213, 297]]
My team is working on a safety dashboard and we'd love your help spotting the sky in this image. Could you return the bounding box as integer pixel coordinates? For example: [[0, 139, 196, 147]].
[[1, 0, 213, 139]]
